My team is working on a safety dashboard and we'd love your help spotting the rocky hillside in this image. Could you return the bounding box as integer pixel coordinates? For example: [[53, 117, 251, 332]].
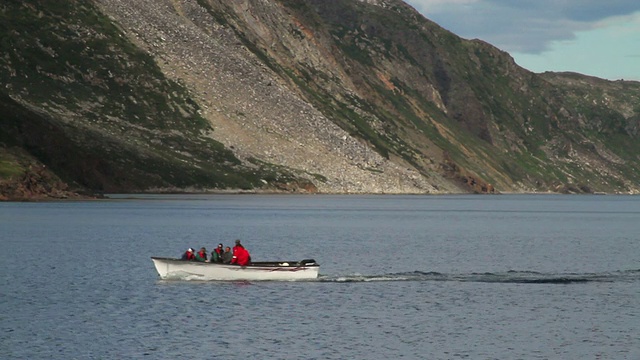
[[1, 0, 639, 199]]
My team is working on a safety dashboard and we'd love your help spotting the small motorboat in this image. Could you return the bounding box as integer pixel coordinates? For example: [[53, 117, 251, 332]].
[[151, 257, 320, 281]]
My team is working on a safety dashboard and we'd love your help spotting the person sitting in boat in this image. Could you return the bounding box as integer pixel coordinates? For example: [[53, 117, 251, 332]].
[[181, 248, 195, 261], [211, 243, 224, 263], [195, 247, 208, 262], [222, 246, 233, 264], [231, 240, 251, 266]]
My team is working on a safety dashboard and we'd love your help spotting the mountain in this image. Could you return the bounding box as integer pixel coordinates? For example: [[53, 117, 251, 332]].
[[1, 0, 639, 200]]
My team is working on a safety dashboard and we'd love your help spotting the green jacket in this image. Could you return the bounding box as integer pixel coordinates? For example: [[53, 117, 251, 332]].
[[195, 251, 207, 262], [211, 251, 222, 263]]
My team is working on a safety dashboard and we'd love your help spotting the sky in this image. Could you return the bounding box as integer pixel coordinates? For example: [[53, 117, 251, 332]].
[[405, 0, 640, 81]]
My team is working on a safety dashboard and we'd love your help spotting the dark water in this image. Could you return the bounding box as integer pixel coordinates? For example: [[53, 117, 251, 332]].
[[1, 194, 639, 359]]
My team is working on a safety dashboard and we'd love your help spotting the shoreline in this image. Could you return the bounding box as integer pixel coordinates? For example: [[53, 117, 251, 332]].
[[2, 189, 635, 202]]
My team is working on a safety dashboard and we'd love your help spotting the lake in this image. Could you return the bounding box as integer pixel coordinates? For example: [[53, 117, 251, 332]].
[[1, 194, 639, 359]]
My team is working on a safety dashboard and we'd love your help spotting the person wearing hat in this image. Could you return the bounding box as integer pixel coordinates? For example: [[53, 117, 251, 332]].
[[195, 247, 208, 262], [232, 239, 242, 257], [211, 243, 224, 263], [231, 239, 251, 266], [181, 248, 195, 261]]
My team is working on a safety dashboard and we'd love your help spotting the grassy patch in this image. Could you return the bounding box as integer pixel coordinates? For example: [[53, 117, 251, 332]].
[[0, 155, 25, 179]]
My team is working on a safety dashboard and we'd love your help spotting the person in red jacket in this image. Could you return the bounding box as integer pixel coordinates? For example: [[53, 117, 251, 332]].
[[181, 248, 195, 261], [231, 239, 251, 266]]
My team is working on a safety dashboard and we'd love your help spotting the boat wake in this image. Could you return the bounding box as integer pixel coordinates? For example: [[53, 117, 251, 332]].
[[162, 271, 209, 281], [319, 269, 640, 284]]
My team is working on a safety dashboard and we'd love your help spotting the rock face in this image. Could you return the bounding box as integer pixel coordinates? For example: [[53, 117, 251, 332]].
[[1, 0, 640, 198], [90, 0, 456, 194], [0, 164, 84, 201]]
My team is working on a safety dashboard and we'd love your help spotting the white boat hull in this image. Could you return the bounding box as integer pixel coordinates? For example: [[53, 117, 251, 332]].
[[151, 257, 320, 281]]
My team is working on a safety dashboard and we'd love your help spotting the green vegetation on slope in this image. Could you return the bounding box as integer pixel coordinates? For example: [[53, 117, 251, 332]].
[[0, 0, 307, 192], [274, 0, 640, 192], [3, 0, 640, 195]]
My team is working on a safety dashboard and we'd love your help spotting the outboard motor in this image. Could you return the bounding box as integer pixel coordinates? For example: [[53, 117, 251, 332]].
[[298, 259, 317, 266]]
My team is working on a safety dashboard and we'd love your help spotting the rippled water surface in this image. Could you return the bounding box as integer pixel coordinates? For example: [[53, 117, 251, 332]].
[[1, 194, 639, 359]]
